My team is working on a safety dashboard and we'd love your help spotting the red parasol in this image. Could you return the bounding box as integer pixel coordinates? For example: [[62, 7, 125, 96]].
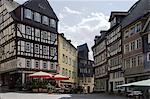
[[54, 74, 69, 80], [29, 71, 54, 79]]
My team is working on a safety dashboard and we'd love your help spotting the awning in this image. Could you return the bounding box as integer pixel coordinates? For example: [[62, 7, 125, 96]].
[[118, 79, 150, 87]]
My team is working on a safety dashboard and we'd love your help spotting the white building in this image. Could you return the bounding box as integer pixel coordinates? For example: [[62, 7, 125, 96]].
[[0, 0, 58, 89]]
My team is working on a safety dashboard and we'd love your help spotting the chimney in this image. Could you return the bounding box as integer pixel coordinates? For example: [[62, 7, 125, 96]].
[[67, 40, 71, 43], [61, 33, 64, 37]]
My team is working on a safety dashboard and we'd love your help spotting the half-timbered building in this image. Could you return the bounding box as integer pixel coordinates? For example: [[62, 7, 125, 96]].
[[0, 0, 58, 89]]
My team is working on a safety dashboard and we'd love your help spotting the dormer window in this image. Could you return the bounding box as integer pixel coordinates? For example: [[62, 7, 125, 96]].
[[34, 12, 41, 23], [111, 17, 116, 27], [50, 19, 56, 28], [24, 9, 33, 19], [42, 16, 49, 25]]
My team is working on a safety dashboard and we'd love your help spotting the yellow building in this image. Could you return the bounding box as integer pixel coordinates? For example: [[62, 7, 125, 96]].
[[58, 33, 78, 88]]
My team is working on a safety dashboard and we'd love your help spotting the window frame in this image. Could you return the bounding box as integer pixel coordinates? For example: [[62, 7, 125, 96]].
[[35, 60, 40, 69], [43, 61, 47, 69], [24, 9, 33, 20], [26, 59, 31, 68], [34, 12, 41, 23], [35, 44, 39, 54], [25, 42, 31, 52], [42, 15, 49, 25], [50, 19, 56, 28], [26, 26, 32, 36]]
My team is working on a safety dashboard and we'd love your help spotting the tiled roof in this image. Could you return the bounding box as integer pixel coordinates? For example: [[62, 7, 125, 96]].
[[121, 0, 150, 28]]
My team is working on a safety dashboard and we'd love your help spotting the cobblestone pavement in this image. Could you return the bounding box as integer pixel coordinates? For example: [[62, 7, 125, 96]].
[[0, 92, 132, 99]]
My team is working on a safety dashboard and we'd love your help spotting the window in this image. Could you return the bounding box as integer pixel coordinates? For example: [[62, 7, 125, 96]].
[[26, 26, 31, 35], [43, 61, 47, 69], [62, 54, 65, 63], [131, 41, 135, 51], [41, 31, 48, 40], [50, 47, 55, 56], [43, 46, 47, 55], [35, 29, 40, 38], [42, 16, 49, 25], [50, 19, 56, 28], [137, 38, 142, 49], [26, 59, 31, 68], [131, 57, 136, 67], [35, 44, 39, 53], [35, 61, 39, 68], [25, 42, 30, 52], [147, 52, 150, 61], [50, 33, 57, 43], [125, 44, 129, 53], [50, 62, 54, 69], [34, 12, 41, 22], [24, 9, 33, 19]]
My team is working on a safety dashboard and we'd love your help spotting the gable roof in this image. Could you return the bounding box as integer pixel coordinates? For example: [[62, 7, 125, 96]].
[[23, 0, 58, 21], [121, 0, 150, 28], [109, 11, 128, 22]]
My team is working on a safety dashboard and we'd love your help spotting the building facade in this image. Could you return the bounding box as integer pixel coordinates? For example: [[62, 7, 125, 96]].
[[58, 33, 78, 88], [92, 31, 109, 92], [122, 0, 150, 85], [78, 43, 94, 93], [107, 12, 127, 93], [92, 0, 150, 94], [0, 0, 58, 89]]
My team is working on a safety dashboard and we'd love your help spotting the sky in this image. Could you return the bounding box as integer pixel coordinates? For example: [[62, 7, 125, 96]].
[[15, 0, 138, 60]]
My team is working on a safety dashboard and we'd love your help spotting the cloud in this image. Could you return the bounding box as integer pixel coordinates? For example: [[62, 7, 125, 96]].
[[64, 7, 82, 15], [58, 13, 64, 19], [13, 0, 111, 60], [58, 11, 110, 59]]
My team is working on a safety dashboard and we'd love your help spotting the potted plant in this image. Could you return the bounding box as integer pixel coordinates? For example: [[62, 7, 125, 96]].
[[47, 83, 54, 94], [38, 82, 43, 92], [42, 84, 48, 93], [32, 82, 38, 92]]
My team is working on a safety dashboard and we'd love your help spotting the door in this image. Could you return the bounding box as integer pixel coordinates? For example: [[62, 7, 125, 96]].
[[88, 86, 90, 93], [110, 82, 113, 92]]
